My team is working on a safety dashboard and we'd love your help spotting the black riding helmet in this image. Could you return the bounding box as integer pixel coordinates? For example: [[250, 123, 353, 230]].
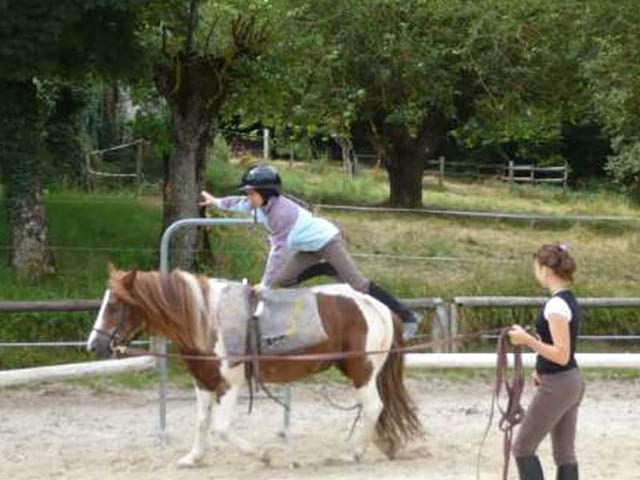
[[237, 165, 282, 194]]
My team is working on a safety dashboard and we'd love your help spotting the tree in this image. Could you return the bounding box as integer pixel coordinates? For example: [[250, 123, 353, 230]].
[[138, 0, 284, 268], [0, 0, 146, 280], [580, 0, 640, 197], [274, 0, 590, 207]]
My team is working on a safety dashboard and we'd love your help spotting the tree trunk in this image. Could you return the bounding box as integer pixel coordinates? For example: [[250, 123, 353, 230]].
[[163, 132, 200, 269], [335, 136, 354, 180], [153, 15, 268, 269], [386, 150, 425, 208], [0, 80, 54, 280], [155, 59, 222, 270], [374, 110, 449, 208]]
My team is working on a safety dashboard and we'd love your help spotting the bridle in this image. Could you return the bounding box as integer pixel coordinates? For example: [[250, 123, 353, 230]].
[[91, 289, 134, 354]]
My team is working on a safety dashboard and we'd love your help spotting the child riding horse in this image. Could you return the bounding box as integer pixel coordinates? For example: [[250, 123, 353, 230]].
[[200, 164, 422, 339]]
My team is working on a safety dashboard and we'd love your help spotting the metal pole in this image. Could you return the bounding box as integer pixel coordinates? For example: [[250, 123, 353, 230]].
[[157, 217, 256, 440]]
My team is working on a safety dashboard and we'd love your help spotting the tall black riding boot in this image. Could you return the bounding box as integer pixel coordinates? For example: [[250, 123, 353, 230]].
[[367, 282, 421, 339], [368, 282, 408, 317], [516, 456, 545, 480], [556, 464, 578, 480], [295, 262, 337, 284]]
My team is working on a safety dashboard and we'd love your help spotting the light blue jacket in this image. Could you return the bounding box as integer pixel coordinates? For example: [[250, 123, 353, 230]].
[[212, 195, 339, 285]]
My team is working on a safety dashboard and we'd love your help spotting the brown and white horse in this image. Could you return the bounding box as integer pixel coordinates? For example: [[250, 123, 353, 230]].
[[86, 264, 422, 467]]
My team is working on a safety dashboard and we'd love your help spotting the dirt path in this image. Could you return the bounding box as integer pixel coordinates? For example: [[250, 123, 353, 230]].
[[1, 377, 638, 479]]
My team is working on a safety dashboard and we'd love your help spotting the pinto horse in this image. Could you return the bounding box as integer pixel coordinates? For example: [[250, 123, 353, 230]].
[[86, 264, 422, 467]]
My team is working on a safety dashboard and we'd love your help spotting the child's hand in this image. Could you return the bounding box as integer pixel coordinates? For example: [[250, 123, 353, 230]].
[[199, 191, 216, 208]]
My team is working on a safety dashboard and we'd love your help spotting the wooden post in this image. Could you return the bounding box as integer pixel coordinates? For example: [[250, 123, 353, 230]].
[[508, 160, 514, 185], [530, 165, 535, 184], [85, 152, 93, 192], [438, 156, 445, 187], [433, 301, 450, 353], [263, 128, 270, 161], [449, 303, 459, 353]]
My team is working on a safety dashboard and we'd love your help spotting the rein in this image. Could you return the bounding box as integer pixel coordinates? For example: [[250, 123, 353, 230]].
[[96, 326, 506, 364]]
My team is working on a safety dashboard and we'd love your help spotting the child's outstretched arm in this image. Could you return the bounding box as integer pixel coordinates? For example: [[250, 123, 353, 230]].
[[199, 190, 252, 213]]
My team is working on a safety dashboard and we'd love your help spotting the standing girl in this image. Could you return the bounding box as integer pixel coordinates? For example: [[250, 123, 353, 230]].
[[509, 244, 585, 480]]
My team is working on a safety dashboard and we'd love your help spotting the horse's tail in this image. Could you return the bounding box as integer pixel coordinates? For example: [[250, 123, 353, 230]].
[[375, 314, 423, 448]]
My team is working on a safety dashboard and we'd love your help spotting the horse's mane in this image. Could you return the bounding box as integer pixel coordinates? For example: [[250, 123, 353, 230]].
[[110, 269, 216, 353]]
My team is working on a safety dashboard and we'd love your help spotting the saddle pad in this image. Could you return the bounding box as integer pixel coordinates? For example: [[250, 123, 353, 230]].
[[216, 284, 328, 360], [257, 288, 328, 354], [216, 282, 253, 361]]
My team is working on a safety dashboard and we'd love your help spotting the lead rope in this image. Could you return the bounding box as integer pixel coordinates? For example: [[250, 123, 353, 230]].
[[476, 327, 526, 480]]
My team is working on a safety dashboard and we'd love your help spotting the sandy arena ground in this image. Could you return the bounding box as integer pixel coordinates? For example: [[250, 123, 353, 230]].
[[1, 376, 639, 480]]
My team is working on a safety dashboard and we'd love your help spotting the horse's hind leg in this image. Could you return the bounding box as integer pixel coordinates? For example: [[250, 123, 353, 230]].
[[213, 368, 272, 464], [351, 375, 383, 462], [178, 383, 213, 468]]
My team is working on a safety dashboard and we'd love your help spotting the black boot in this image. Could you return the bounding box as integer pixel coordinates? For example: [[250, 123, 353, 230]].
[[295, 262, 337, 284], [516, 456, 545, 480], [367, 282, 421, 339], [556, 464, 578, 480]]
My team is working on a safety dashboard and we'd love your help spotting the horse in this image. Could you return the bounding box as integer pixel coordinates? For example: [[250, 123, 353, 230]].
[[86, 263, 422, 468]]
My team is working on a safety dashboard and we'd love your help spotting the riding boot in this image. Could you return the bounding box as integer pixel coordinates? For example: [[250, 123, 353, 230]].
[[295, 262, 338, 284], [367, 282, 422, 339], [516, 456, 545, 480], [556, 464, 578, 480]]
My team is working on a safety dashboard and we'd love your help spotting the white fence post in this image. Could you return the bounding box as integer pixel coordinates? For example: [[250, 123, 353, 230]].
[[263, 128, 270, 161]]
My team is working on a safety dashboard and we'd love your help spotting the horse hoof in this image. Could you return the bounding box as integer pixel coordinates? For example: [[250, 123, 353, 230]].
[[259, 449, 272, 466], [343, 452, 362, 463], [177, 454, 203, 468], [374, 437, 399, 460]]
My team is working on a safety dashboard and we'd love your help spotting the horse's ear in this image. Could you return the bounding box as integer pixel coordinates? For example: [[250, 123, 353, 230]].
[[121, 269, 137, 290], [108, 262, 117, 276]]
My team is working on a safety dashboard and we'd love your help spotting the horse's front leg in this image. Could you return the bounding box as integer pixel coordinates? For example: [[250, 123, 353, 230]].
[[213, 366, 272, 464], [178, 382, 213, 468]]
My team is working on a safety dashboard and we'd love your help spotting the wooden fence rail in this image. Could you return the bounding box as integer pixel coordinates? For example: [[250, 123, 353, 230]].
[[1, 296, 638, 356], [425, 157, 569, 192]]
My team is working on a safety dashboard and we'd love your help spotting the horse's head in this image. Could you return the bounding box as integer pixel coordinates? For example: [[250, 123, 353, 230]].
[[86, 263, 145, 358]]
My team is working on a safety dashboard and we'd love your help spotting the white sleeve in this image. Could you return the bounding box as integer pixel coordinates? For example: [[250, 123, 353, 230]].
[[212, 196, 252, 213], [543, 297, 572, 323]]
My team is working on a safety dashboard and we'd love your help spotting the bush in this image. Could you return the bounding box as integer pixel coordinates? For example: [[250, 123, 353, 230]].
[[606, 139, 640, 202], [212, 134, 231, 164]]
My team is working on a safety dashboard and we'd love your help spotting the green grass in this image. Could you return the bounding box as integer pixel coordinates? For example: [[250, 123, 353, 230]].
[[208, 157, 640, 218]]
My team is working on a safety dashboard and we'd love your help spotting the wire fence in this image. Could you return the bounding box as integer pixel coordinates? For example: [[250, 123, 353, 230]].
[[1, 243, 639, 269]]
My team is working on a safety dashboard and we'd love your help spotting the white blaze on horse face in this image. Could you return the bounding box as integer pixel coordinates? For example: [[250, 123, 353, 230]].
[[87, 289, 111, 352]]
